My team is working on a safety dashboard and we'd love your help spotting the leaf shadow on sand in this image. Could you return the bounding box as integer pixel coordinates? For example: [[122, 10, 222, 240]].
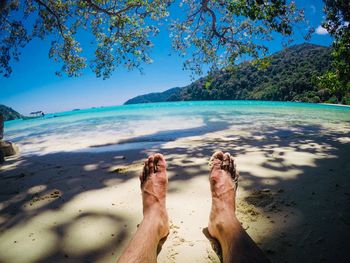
[[0, 121, 350, 262]]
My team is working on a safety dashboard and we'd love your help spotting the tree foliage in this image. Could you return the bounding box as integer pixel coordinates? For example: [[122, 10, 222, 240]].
[[0, 104, 22, 121], [0, 0, 306, 78], [315, 0, 350, 103], [180, 44, 333, 103], [0, 0, 171, 78], [170, 0, 306, 75]]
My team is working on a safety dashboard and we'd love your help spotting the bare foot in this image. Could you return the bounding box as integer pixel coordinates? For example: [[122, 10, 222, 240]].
[[140, 153, 169, 239], [117, 154, 169, 263], [207, 152, 269, 263], [208, 151, 239, 241]]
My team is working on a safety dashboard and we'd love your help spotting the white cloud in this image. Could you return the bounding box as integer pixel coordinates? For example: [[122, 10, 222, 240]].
[[315, 25, 328, 35]]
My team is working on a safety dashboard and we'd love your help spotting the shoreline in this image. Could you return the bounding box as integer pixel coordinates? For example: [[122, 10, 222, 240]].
[[320, 102, 350, 108], [4, 100, 350, 125]]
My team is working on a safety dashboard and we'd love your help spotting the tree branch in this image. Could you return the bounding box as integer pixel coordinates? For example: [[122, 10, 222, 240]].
[[200, 0, 226, 40], [83, 0, 140, 17], [34, 0, 65, 37]]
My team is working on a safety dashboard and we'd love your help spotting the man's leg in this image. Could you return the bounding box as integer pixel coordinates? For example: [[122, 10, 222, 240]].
[[208, 151, 270, 263], [117, 153, 169, 263]]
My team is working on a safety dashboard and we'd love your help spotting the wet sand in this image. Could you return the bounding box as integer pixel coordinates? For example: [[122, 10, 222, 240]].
[[1, 122, 350, 262]]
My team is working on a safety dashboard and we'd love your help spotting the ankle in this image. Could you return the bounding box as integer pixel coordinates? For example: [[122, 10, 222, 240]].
[[213, 215, 240, 247], [142, 210, 169, 238], [143, 202, 167, 218], [210, 211, 239, 238]]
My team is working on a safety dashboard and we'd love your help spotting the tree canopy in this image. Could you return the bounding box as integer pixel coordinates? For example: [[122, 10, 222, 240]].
[[0, 0, 306, 78], [315, 0, 350, 104]]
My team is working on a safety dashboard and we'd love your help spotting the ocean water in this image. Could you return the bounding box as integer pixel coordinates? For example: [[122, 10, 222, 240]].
[[4, 101, 350, 155]]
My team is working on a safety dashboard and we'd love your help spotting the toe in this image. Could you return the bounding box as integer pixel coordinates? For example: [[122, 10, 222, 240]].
[[229, 157, 234, 174], [148, 155, 155, 174], [212, 151, 224, 160], [222, 152, 231, 171], [141, 160, 150, 185], [209, 151, 224, 170], [154, 153, 166, 172], [229, 157, 239, 185]]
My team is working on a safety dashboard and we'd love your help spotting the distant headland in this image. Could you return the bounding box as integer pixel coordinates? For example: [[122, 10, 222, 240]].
[[0, 105, 22, 121], [125, 43, 349, 105]]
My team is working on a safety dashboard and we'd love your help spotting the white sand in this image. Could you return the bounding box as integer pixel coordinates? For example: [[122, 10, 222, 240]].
[[1, 122, 350, 262]]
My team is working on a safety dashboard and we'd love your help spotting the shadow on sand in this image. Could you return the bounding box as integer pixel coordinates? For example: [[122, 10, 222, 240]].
[[0, 122, 350, 262]]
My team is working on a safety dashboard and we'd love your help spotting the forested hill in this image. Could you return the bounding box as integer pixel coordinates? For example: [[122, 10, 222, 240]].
[[125, 87, 182, 104], [124, 43, 334, 104], [0, 105, 22, 121]]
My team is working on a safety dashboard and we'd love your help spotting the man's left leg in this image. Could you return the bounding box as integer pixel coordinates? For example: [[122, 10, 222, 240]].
[[117, 153, 169, 263]]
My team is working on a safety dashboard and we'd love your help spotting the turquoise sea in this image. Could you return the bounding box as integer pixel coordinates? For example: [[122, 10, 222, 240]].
[[4, 101, 350, 155]]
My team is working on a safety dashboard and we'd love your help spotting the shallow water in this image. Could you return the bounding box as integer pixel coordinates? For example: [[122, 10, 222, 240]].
[[4, 101, 350, 155]]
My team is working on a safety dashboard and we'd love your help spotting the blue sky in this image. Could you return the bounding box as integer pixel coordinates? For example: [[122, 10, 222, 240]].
[[0, 0, 332, 115]]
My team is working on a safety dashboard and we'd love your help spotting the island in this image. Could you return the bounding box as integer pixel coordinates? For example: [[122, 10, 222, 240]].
[[125, 43, 348, 105]]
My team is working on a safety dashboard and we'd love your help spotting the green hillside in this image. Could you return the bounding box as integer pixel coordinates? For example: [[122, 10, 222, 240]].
[[125, 87, 182, 105], [0, 105, 22, 121], [125, 43, 336, 104]]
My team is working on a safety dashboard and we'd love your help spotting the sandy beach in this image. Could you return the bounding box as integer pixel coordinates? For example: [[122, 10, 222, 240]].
[[1, 118, 350, 263]]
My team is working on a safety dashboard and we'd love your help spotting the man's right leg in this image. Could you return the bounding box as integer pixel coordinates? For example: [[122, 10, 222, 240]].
[[208, 151, 270, 263], [117, 154, 169, 263]]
